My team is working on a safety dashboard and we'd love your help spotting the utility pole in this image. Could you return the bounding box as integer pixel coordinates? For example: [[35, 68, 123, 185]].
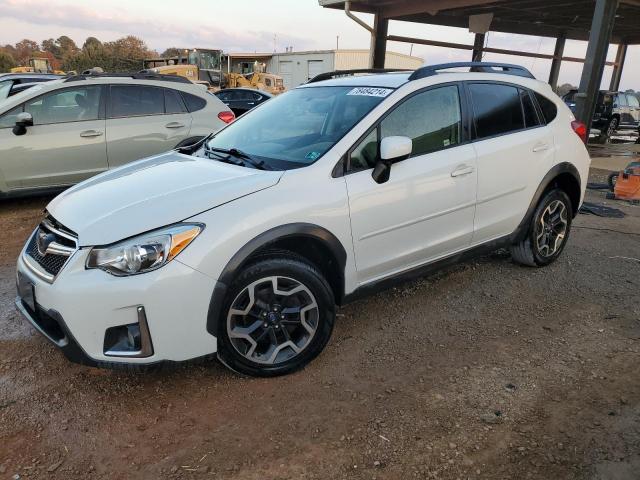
[[336, 35, 339, 50]]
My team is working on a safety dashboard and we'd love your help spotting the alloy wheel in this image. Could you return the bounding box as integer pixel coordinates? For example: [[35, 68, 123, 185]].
[[227, 276, 319, 365], [536, 200, 568, 257]]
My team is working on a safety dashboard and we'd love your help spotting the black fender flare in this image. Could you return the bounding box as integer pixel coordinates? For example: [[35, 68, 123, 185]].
[[510, 162, 581, 243], [206, 223, 347, 337]]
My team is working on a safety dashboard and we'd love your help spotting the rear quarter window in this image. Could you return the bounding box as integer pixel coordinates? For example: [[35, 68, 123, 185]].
[[181, 92, 207, 113], [534, 92, 558, 124]]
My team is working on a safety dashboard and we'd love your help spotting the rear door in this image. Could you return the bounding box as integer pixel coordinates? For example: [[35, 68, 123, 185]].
[[468, 82, 555, 243], [105, 84, 193, 168], [0, 85, 107, 189]]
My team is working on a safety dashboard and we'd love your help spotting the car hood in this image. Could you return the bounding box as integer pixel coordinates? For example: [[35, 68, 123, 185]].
[[47, 151, 283, 246]]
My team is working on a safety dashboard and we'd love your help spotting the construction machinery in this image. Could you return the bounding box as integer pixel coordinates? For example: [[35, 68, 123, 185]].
[[11, 57, 65, 75], [143, 49, 285, 95]]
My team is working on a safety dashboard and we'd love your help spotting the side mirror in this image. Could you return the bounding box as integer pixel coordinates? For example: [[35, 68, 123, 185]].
[[372, 136, 412, 184], [13, 112, 33, 136]]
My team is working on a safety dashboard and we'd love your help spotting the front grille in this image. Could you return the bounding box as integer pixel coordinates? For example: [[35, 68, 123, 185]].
[[25, 215, 78, 279]]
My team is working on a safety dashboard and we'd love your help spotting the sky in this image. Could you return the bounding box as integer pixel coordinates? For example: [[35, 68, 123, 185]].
[[0, 0, 638, 90]]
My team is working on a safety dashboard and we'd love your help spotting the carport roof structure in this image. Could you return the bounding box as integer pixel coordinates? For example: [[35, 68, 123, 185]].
[[320, 0, 640, 136]]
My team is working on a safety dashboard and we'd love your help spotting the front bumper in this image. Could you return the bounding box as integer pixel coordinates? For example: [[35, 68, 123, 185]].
[[16, 242, 220, 366]]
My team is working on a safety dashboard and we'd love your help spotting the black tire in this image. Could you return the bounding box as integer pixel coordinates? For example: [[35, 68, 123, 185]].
[[511, 189, 573, 267], [607, 172, 618, 192], [217, 253, 335, 377]]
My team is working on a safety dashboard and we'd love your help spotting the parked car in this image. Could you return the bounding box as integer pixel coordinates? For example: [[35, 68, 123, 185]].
[[15, 63, 589, 377], [213, 88, 272, 117], [0, 72, 234, 197], [0, 72, 63, 102], [563, 89, 640, 141]]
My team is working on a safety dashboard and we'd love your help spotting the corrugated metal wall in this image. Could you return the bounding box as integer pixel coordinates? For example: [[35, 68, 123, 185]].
[[267, 50, 424, 89]]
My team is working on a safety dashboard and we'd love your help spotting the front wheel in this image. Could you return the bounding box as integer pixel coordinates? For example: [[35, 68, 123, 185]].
[[511, 189, 573, 267], [217, 254, 335, 377]]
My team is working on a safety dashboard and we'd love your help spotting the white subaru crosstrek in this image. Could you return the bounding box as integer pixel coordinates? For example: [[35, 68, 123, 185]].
[[16, 63, 590, 377]]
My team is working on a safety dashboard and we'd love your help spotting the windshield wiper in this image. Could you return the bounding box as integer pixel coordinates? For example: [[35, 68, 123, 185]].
[[206, 146, 273, 171]]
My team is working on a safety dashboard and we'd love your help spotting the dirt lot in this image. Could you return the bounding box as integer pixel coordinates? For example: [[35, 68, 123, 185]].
[[1, 167, 639, 480]]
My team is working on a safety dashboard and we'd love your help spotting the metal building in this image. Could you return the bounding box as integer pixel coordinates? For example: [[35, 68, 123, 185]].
[[320, 0, 640, 136], [268, 49, 423, 89]]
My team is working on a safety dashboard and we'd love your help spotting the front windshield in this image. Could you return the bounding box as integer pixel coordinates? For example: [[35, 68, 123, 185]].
[[206, 86, 391, 170]]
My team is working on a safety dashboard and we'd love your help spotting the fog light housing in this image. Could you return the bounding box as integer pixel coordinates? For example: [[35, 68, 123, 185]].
[[103, 306, 153, 357]]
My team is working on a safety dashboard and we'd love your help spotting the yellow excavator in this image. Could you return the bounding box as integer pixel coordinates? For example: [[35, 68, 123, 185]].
[[11, 57, 66, 75], [143, 48, 285, 95]]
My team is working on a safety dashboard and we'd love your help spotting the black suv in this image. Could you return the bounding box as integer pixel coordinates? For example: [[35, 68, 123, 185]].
[[563, 89, 640, 142]]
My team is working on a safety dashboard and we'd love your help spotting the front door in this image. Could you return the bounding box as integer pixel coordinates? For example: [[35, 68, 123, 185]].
[[0, 85, 107, 190], [105, 85, 192, 168], [344, 84, 477, 285]]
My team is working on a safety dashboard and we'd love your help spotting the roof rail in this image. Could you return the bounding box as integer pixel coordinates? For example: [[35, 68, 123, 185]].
[[63, 72, 192, 84], [307, 68, 411, 84], [408, 62, 535, 81]]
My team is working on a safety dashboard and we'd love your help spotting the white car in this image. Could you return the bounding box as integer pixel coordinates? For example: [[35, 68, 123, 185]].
[[15, 63, 590, 377], [0, 72, 233, 197]]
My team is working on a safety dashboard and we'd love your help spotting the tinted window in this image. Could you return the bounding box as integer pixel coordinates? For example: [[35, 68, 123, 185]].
[[0, 105, 23, 128], [627, 94, 639, 108], [521, 89, 540, 128], [470, 83, 524, 139], [534, 92, 558, 124], [110, 85, 163, 118], [617, 94, 628, 106], [164, 88, 186, 114], [382, 85, 461, 157], [24, 86, 101, 125], [182, 92, 206, 112]]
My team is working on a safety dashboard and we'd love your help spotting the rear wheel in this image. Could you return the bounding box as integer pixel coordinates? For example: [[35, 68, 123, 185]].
[[217, 254, 335, 377], [511, 189, 573, 267]]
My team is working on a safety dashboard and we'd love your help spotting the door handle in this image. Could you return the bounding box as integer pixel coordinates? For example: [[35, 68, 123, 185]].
[[165, 122, 185, 129], [532, 143, 550, 152], [451, 165, 475, 177], [247, 102, 255, 105], [79, 130, 103, 138]]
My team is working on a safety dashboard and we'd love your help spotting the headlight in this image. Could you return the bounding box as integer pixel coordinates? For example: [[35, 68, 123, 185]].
[[86, 223, 203, 276]]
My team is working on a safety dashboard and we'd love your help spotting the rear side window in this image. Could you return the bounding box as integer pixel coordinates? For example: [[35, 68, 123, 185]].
[[110, 85, 163, 118], [181, 92, 206, 112], [469, 83, 524, 139], [520, 89, 541, 128], [533, 92, 558, 124], [627, 94, 639, 108], [164, 88, 187, 114]]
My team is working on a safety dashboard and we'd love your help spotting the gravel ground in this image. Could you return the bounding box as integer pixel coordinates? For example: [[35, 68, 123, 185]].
[[0, 167, 639, 480]]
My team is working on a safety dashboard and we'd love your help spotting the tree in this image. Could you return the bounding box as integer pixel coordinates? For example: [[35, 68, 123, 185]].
[[14, 39, 39, 64], [105, 36, 152, 60], [82, 37, 102, 52], [0, 51, 16, 72], [161, 47, 182, 58], [41, 38, 60, 57]]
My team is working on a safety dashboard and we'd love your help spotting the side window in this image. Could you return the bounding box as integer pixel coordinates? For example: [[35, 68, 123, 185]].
[[520, 89, 541, 128], [181, 92, 207, 113], [617, 94, 628, 107], [265, 78, 272, 87], [350, 128, 379, 171], [0, 105, 24, 128], [109, 85, 163, 118], [533, 92, 558, 124], [469, 83, 524, 139], [381, 85, 462, 157], [627, 94, 639, 108], [0, 80, 13, 100], [23, 86, 102, 125], [164, 88, 187, 114]]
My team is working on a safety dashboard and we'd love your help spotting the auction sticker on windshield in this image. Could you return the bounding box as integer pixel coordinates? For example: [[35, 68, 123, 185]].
[[347, 87, 393, 97]]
